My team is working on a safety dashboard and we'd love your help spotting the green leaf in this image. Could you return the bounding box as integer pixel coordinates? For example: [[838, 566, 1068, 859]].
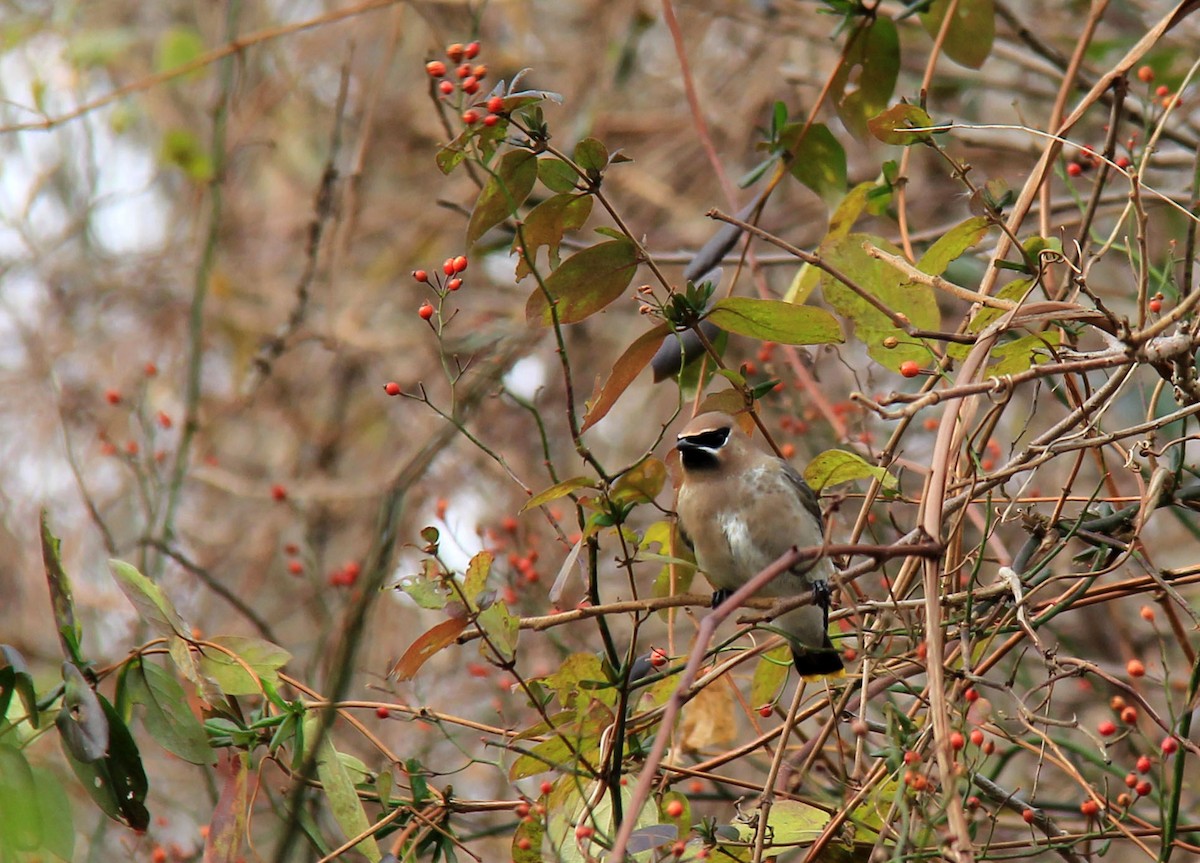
[[784, 123, 847, 203], [521, 476, 597, 513], [868, 103, 936, 146], [525, 239, 640, 325], [990, 331, 1060, 375], [538, 157, 581, 193], [819, 233, 940, 371], [543, 653, 617, 710], [804, 449, 897, 492], [126, 659, 215, 765], [396, 560, 452, 609], [467, 149, 539, 247], [65, 29, 136, 69], [108, 559, 190, 640], [705, 297, 844, 345], [573, 137, 609, 172], [60, 693, 149, 831], [610, 458, 667, 505], [920, 0, 995, 69], [462, 550, 493, 609], [581, 323, 669, 433], [57, 663, 108, 762], [41, 511, 82, 664], [303, 715, 382, 862], [750, 644, 793, 709], [477, 601, 519, 663], [31, 763, 74, 861], [154, 27, 206, 79], [160, 128, 213, 182], [197, 636, 291, 696], [1, 645, 39, 728], [510, 703, 612, 780], [833, 15, 900, 139], [726, 799, 831, 845], [512, 810, 546, 863], [514, 193, 593, 279], [0, 744, 42, 851], [918, 216, 990, 276]]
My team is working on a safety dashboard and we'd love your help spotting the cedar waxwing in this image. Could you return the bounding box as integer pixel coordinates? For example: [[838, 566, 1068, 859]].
[[674, 411, 843, 677]]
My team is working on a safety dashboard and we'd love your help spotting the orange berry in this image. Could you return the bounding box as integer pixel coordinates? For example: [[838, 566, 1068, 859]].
[[412, 269, 428, 282], [779, 443, 796, 459], [1136, 780, 1152, 796], [446, 43, 465, 63], [152, 847, 167, 863], [464, 41, 481, 59], [1156, 84, 1170, 97], [1121, 706, 1138, 724], [517, 837, 531, 851], [462, 109, 479, 124], [1140, 605, 1156, 621], [425, 60, 446, 77], [540, 780, 553, 795], [384, 381, 401, 396], [515, 802, 531, 817], [1125, 772, 1138, 788], [1080, 799, 1100, 817], [1137, 65, 1154, 83], [1149, 298, 1162, 313], [574, 824, 594, 840], [1137, 755, 1152, 773], [899, 360, 920, 378], [437, 80, 454, 96], [665, 799, 684, 817], [105, 388, 121, 405], [452, 255, 468, 273], [1110, 695, 1127, 711], [447, 278, 463, 291], [287, 560, 303, 575], [418, 302, 435, 320], [1022, 808, 1035, 823], [970, 728, 984, 746], [144, 361, 158, 376], [1127, 658, 1146, 677], [903, 750, 920, 765], [1067, 162, 1083, 177], [271, 484, 287, 501], [1161, 736, 1179, 755], [950, 731, 965, 750]]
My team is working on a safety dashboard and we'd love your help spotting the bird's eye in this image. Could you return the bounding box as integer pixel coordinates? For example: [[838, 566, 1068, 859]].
[[683, 427, 730, 449]]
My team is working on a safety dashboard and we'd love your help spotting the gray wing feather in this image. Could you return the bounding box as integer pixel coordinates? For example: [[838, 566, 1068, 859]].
[[779, 459, 825, 527]]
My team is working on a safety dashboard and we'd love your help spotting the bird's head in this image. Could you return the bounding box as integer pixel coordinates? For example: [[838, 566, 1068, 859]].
[[675, 412, 745, 472]]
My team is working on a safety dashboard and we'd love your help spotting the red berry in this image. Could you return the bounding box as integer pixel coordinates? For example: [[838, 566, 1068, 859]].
[[437, 80, 454, 96], [964, 687, 979, 703], [483, 114, 499, 127], [574, 825, 594, 840], [899, 360, 920, 378], [515, 802, 531, 817], [376, 706, 390, 718], [472, 64, 487, 80], [1125, 772, 1138, 788], [384, 381, 401, 396], [447, 278, 463, 291], [666, 799, 684, 817], [287, 560, 304, 575], [1149, 298, 1162, 313], [425, 60, 446, 77], [1127, 658, 1146, 677], [456, 63, 472, 79], [1137, 65, 1154, 83], [1067, 162, 1083, 177], [1137, 755, 1152, 773], [1136, 780, 1152, 796], [412, 269, 428, 282], [758, 704, 772, 718], [970, 728, 985, 746], [446, 43, 465, 63], [1116, 156, 1131, 169], [1022, 808, 1035, 824], [516, 838, 531, 851], [466, 662, 490, 678], [157, 411, 172, 429], [650, 648, 667, 667], [1161, 736, 1179, 755], [486, 96, 504, 113], [284, 542, 299, 555], [271, 484, 287, 502], [539, 780, 553, 795], [950, 731, 965, 751], [672, 841, 686, 857], [462, 109, 479, 124], [105, 388, 121, 405], [1098, 720, 1117, 737], [452, 255, 468, 272], [982, 739, 995, 755], [464, 41, 481, 60], [443, 258, 456, 276], [1080, 799, 1100, 816], [144, 361, 158, 377], [1121, 706, 1138, 724], [462, 76, 480, 95], [341, 561, 361, 584], [1156, 84, 1170, 97], [418, 302, 435, 321], [903, 750, 920, 765], [1140, 605, 1156, 621]]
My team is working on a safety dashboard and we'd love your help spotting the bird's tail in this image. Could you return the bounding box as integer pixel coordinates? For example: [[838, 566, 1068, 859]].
[[791, 635, 844, 679]]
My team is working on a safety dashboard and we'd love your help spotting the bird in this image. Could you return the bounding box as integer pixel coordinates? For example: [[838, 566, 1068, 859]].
[[673, 411, 843, 677]]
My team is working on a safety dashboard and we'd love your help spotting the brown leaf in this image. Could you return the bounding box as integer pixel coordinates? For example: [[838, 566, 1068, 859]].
[[581, 323, 668, 432], [389, 618, 469, 681]]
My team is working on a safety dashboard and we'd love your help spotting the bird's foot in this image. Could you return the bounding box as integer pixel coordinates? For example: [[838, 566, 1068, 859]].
[[710, 589, 733, 609], [811, 579, 831, 610]]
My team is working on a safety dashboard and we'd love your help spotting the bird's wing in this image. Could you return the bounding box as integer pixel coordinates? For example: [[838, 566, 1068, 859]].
[[780, 459, 825, 528]]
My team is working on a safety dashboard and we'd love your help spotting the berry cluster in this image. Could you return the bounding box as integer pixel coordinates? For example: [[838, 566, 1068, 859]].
[[383, 254, 472, 396], [425, 41, 506, 127]]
